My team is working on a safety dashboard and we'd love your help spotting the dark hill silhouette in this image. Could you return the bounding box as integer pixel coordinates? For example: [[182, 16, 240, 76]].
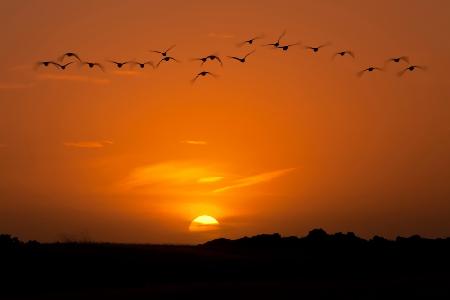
[[1, 229, 450, 299]]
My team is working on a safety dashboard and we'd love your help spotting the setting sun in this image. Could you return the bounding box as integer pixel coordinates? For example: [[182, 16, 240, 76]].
[[189, 215, 220, 232]]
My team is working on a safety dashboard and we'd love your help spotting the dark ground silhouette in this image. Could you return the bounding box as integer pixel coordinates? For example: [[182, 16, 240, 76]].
[[1, 229, 450, 299]]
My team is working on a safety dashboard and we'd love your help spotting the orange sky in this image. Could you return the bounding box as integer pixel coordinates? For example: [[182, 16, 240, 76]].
[[1, 0, 450, 243]]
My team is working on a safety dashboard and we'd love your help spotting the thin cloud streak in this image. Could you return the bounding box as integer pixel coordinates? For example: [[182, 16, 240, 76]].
[[197, 176, 224, 183], [213, 168, 295, 193], [63, 140, 113, 149]]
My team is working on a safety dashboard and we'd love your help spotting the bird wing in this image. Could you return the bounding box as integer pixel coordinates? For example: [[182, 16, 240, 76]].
[[94, 63, 105, 71], [165, 44, 176, 52], [397, 67, 409, 77], [236, 41, 247, 47], [150, 50, 163, 54], [416, 65, 428, 71], [49, 61, 63, 69], [156, 58, 164, 67], [245, 50, 256, 58], [357, 69, 367, 77], [347, 51, 355, 58], [144, 61, 155, 68], [277, 30, 286, 42], [227, 56, 241, 61], [58, 53, 67, 62], [318, 42, 331, 48], [71, 53, 82, 61], [215, 56, 223, 66], [190, 74, 201, 84], [208, 72, 218, 78], [400, 56, 410, 63], [63, 62, 74, 68]]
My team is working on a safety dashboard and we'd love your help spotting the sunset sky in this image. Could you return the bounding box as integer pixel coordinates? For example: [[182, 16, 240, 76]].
[[1, 0, 449, 244]]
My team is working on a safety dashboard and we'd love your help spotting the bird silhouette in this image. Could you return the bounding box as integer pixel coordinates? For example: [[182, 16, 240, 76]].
[[156, 56, 180, 67], [81, 62, 105, 71], [386, 56, 409, 64], [227, 50, 256, 63], [357, 66, 383, 77], [333, 50, 355, 59], [35, 61, 58, 69], [305, 42, 331, 53], [398, 65, 427, 76], [108, 61, 132, 68], [130, 61, 154, 69], [191, 56, 210, 66], [51, 62, 74, 70], [237, 35, 264, 47], [277, 42, 301, 51], [150, 45, 176, 57], [59, 52, 81, 62], [207, 55, 223, 66], [191, 71, 217, 84], [263, 30, 286, 48]]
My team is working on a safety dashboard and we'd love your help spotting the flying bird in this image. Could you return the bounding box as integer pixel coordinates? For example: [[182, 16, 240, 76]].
[[108, 61, 132, 68], [35, 61, 58, 69], [398, 65, 427, 76], [207, 54, 223, 66], [386, 56, 409, 64], [191, 71, 217, 84], [357, 66, 383, 77], [81, 62, 105, 71], [237, 35, 264, 47], [150, 45, 176, 57], [277, 42, 301, 51], [305, 42, 331, 53], [333, 50, 355, 59], [130, 61, 154, 69], [227, 50, 256, 63], [191, 56, 210, 66], [51, 62, 74, 70], [59, 52, 82, 62], [263, 30, 286, 48], [156, 56, 180, 67]]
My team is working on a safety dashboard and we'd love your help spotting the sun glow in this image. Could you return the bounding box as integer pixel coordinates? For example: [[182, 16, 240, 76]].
[[189, 215, 219, 232]]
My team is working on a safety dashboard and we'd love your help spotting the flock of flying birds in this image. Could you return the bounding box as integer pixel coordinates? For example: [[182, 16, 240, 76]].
[[35, 30, 427, 83]]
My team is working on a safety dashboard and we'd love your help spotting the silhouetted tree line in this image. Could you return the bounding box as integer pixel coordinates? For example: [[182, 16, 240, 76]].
[[202, 228, 450, 249], [1, 229, 450, 299]]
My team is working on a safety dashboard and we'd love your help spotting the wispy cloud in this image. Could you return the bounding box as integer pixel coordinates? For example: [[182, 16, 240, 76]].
[[0, 82, 34, 90], [123, 161, 219, 189], [181, 140, 208, 145], [120, 161, 294, 196], [63, 140, 113, 149], [37, 74, 109, 84], [213, 168, 295, 193], [197, 176, 224, 183]]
